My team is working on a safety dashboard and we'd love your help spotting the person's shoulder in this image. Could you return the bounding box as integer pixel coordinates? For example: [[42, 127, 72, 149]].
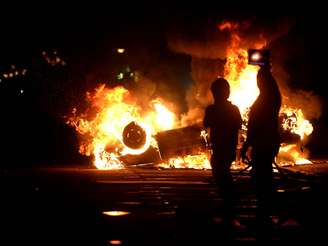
[[228, 102, 240, 111], [205, 104, 215, 111], [228, 102, 242, 120], [206, 104, 215, 108]]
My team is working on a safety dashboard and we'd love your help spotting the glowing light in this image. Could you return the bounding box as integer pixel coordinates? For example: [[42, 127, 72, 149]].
[[225, 48, 260, 114], [281, 106, 313, 140], [220, 20, 313, 166], [158, 153, 211, 169], [277, 144, 312, 166], [102, 211, 131, 216], [295, 159, 312, 165], [108, 240, 122, 245], [117, 73, 124, 80], [67, 20, 314, 169], [109, 240, 122, 245], [251, 52, 261, 61], [117, 48, 125, 54], [153, 102, 175, 131]]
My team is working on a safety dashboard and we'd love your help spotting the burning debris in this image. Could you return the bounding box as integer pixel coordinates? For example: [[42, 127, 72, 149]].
[[66, 19, 319, 170], [155, 125, 211, 169], [66, 79, 314, 170], [67, 85, 182, 169], [156, 125, 208, 159]]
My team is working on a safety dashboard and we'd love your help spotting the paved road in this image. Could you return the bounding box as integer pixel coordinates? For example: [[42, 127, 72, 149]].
[[1, 163, 327, 245]]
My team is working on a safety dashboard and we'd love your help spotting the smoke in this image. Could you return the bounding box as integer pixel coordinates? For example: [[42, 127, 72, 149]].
[[271, 32, 323, 121], [129, 72, 182, 117], [181, 57, 225, 126], [167, 16, 294, 59], [273, 67, 322, 121], [167, 15, 323, 126], [168, 30, 229, 60]]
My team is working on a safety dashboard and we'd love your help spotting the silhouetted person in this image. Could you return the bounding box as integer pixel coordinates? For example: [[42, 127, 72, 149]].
[[242, 65, 281, 240], [203, 78, 242, 231]]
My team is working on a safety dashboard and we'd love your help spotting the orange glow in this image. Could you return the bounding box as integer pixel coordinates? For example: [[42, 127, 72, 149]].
[[153, 101, 176, 131], [250, 52, 261, 61], [67, 85, 178, 169], [117, 48, 125, 54], [281, 106, 313, 140], [222, 25, 261, 116], [224, 47, 313, 165], [225, 49, 260, 114], [277, 144, 312, 165], [219, 20, 313, 165], [158, 153, 211, 169], [67, 21, 315, 169], [218, 20, 239, 31], [102, 211, 131, 216], [108, 240, 122, 245]]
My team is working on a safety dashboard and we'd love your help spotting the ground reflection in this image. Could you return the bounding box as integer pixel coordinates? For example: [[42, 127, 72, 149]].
[[102, 211, 131, 216]]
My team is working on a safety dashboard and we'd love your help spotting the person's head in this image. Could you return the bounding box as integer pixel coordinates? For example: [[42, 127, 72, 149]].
[[210, 78, 230, 102], [256, 66, 281, 106], [257, 66, 277, 93]]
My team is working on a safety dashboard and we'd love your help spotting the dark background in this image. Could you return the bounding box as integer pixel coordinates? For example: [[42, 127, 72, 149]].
[[0, 2, 327, 167]]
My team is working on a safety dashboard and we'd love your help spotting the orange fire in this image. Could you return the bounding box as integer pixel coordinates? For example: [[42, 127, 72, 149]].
[[224, 48, 313, 165], [224, 40, 260, 116], [219, 20, 313, 166], [67, 21, 314, 170], [67, 54, 314, 169], [277, 144, 312, 165], [158, 153, 211, 170], [280, 105, 313, 140], [67, 85, 178, 169]]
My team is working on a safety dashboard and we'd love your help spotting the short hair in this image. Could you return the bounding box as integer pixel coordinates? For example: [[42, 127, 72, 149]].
[[211, 78, 230, 100]]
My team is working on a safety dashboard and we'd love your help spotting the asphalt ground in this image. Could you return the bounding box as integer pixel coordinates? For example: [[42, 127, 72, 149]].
[[1, 161, 327, 245]]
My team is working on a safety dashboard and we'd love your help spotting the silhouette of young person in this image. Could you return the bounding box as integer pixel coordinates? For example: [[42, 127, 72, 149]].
[[242, 65, 282, 239], [204, 78, 242, 229]]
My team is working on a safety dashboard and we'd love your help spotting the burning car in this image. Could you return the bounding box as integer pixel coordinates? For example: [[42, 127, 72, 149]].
[[66, 81, 313, 170], [121, 123, 210, 168], [66, 25, 315, 170]]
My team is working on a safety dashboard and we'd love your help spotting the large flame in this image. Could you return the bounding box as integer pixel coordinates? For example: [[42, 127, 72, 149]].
[[280, 105, 313, 140], [68, 55, 314, 169], [224, 45, 260, 115], [153, 101, 176, 131], [220, 20, 313, 166], [67, 21, 314, 170], [160, 22, 314, 168], [67, 85, 178, 169], [224, 48, 314, 165]]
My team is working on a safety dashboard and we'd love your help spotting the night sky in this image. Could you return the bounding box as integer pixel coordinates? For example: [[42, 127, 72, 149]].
[[0, 3, 327, 165]]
